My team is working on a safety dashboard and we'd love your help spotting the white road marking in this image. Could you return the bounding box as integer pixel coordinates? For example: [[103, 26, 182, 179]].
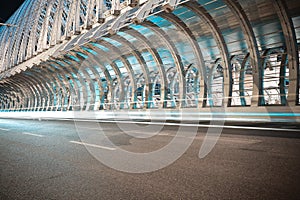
[[22, 132, 45, 137], [0, 128, 9, 131], [207, 125, 300, 132], [94, 120, 300, 132], [69, 141, 116, 150], [76, 126, 100, 130], [10, 118, 300, 132]]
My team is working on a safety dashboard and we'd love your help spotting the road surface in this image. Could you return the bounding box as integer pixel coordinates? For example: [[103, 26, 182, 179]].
[[1, 119, 300, 199]]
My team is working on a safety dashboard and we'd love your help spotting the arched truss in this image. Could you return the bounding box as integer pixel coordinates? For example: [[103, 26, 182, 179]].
[[0, 0, 300, 112]]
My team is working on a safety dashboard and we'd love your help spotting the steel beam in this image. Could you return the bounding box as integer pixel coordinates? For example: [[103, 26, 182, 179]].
[[223, 0, 263, 106], [272, 0, 299, 106]]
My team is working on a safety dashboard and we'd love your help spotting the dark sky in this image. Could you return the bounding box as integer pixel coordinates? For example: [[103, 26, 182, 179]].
[[0, 0, 25, 22]]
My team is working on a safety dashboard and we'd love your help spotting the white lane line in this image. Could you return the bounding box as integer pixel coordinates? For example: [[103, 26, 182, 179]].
[[76, 126, 100, 130], [0, 128, 10, 131], [69, 141, 116, 150], [94, 120, 300, 132], [158, 133, 171, 136], [207, 125, 300, 132], [25, 118, 299, 132], [22, 132, 45, 137]]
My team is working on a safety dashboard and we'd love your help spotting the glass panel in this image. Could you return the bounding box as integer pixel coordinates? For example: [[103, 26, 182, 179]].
[[262, 49, 286, 105], [206, 62, 223, 107]]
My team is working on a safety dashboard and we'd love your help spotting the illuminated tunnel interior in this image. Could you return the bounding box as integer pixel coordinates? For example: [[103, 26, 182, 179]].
[[0, 0, 299, 114]]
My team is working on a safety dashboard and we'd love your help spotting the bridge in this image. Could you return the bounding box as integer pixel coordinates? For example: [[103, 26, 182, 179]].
[[1, 1, 300, 199], [0, 0, 299, 122]]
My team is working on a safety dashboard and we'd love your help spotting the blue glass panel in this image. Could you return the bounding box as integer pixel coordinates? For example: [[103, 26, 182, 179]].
[[117, 31, 137, 42], [126, 55, 138, 65], [127, 55, 142, 72], [141, 51, 157, 72], [102, 37, 122, 47], [76, 52, 88, 59], [172, 6, 195, 20], [66, 54, 80, 62], [129, 24, 155, 37], [93, 66, 106, 81], [57, 74, 64, 81], [81, 46, 97, 55], [50, 63, 59, 69], [253, 22, 284, 49], [147, 15, 174, 28], [63, 59, 72, 65], [197, 0, 225, 11], [157, 48, 174, 69], [94, 82, 100, 102], [104, 63, 116, 77], [114, 60, 127, 74], [90, 42, 109, 52], [86, 68, 95, 79]]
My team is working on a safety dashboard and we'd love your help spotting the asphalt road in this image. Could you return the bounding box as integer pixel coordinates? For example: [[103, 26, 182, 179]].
[[1, 118, 300, 200]]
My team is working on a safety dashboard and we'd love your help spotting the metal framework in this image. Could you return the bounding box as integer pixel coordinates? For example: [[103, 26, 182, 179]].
[[0, 0, 299, 112]]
